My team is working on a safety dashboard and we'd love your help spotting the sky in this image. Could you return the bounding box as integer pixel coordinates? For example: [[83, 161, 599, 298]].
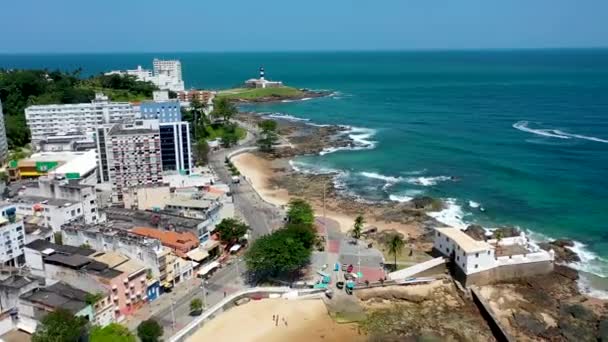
[[1, 0, 607, 53]]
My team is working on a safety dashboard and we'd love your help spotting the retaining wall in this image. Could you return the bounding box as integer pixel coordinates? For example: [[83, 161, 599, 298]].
[[470, 287, 514, 342]]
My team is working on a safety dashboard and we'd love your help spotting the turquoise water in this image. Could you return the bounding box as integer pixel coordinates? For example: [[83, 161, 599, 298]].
[[2, 50, 608, 280]]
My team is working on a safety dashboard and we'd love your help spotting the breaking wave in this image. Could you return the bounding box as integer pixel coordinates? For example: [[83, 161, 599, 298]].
[[319, 126, 378, 155], [513, 121, 608, 143], [405, 176, 451, 186]]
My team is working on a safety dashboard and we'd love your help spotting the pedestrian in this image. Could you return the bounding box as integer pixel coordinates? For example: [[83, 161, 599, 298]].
[[272, 314, 275, 321]]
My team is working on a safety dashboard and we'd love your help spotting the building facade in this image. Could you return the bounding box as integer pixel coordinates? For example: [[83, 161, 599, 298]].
[[98, 120, 163, 202], [160, 122, 192, 173], [0, 99, 9, 163], [140, 100, 181, 123], [25, 93, 139, 143], [106, 60, 184, 92], [0, 204, 25, 266]]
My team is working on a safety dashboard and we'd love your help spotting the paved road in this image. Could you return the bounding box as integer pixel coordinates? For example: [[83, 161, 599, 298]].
[[208, 126, 286, 240]]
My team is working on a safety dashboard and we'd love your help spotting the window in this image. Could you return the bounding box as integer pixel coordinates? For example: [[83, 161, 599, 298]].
[[475, 253, 479, 258], [487, 251, 491, 255], [456, 256, 459, 261], [475, 264, 478, 269], [77, 208, 81, 214], [71, 210, 76, 216]]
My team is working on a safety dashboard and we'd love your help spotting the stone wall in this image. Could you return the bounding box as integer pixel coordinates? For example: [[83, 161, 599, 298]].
[[454, 260, 553, 287]]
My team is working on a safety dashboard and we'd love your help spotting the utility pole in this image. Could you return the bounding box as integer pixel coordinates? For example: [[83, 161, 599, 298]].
[[202, 281, 207, 308], [170, 300, 176, 330]]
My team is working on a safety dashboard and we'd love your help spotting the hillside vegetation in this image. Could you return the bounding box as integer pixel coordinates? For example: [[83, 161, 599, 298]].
[[0, 69, 157, 148]]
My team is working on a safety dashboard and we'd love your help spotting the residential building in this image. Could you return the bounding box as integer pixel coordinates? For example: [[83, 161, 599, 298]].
[[25, 93, 139, 143], [106, 60, 184, 92], [0, 204, 26, 267], [18, 282, 97, 332], [176, 90, 214, 104], [0, 100, 9, 163], [23, 216, 53, 244], [0, 275, 42, 315], [433, 227, 554, 286], [97, 120, 163, 203], [160, 122, 192, 173], [122, 185, 172, 211], [23, 240, 142, 321], [141, 100, 181, 123], [153, 90, 170, 102], [131, 227, 199, 258], [104, 207, 212, 242], [37, 131, 97, 152], [61, 222, 169, 282]]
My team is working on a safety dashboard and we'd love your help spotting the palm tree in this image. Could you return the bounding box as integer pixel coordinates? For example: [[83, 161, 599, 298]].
[[352, 215, 365, 240], [385, 233, 405, 271], [495, 230, 504, 256]]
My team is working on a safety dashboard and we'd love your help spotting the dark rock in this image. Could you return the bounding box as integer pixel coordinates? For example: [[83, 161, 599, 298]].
[[492, 226, 520, 239], [554, 265, 579, 281], [512, 312, 548, 335], [553, 239, 575, 248], [560, 303, 596, 322], [558, 317, 596, 342], [539, 240, 581, 263], [409, 196, 440, 210], [464, 224, 486, 241], [599, 319, 608, 342]]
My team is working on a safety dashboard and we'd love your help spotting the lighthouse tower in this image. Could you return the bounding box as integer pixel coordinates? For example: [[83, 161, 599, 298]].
[[259, 67, 265, 81]]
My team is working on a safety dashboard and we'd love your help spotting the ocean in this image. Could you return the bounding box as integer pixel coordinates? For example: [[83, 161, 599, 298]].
[[2, 49, 608, 295]]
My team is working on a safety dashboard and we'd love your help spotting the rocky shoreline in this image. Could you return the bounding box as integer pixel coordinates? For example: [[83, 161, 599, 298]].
[[236, 110, 608, 341]]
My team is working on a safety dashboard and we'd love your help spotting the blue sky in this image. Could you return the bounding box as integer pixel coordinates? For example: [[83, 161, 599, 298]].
[[2, 0, 607, 53]]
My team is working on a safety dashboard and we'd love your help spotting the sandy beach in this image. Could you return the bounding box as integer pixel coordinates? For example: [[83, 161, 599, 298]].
[[232, 151, 425, 239], [187, 299, 365, 342]]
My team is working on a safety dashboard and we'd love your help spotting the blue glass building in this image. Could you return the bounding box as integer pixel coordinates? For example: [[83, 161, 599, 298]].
[[140, 101, 181, 123]]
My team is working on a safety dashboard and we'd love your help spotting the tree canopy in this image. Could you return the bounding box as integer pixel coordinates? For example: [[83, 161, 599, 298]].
[[90, 323, 135, 342], [31, 309, 88, 342], [137, 319, 164, 342], [0, 69, 158, 148], [245, 199, 317, 280], [385, 233, 405, 269], [211, 97, 237, 123], [257, 119, 279, 152], [215, 218, 249, 244], [286, 198, 315, 227], [352, 215, 365, 239]]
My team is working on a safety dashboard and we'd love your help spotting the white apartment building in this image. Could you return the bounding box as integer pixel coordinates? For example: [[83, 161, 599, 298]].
[[0, 204, 26, 266], [105, 59, 185, 92], [25, 93, 139, 143], [97, 120, 163, 203]]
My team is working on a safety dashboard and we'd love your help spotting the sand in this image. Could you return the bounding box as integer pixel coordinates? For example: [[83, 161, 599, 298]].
[[232, 152, 423, 238], [187, 299, 365, 342], [232, 153, 290, 207]]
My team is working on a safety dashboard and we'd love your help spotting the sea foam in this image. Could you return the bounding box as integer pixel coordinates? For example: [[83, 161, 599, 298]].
[[319, 126, 378, 155], [405, 176, 451, 186], [513, 121, 608, 143]]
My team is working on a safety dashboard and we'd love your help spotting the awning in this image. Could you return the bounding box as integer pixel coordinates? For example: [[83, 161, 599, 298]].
[[197, 261, 220, 276], [200, 239, 221, 252], [229, 244, 241, 253], [17, 322, 36, 334], [186, 249, 209, 262]]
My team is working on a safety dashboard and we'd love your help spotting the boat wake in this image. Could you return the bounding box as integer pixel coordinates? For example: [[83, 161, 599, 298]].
[[513, 121, 608, 143]]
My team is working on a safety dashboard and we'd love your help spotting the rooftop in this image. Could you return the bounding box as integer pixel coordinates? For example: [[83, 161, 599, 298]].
[[13, 195, 75, 208], [104, 207, 205, 231], [20, 282, 91, 314], [92, 251, 145, 276], [131, 227, 199, 257], [25, 240, 95, 256], [0, 275, 39, 289], [49, 149, 97, 177], [166, 196, 213, 210], [435, 227, 492, 254]]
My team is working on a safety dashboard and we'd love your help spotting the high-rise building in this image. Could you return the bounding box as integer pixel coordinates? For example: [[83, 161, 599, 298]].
[[0, 204, 26, 266], [159, 122, 192, 173], [105, 59, 185, 92], [0, 99, 9, 163], [97, 120, 162, 202], [140, 100, 181, 123], [25, 93, 139, 143]]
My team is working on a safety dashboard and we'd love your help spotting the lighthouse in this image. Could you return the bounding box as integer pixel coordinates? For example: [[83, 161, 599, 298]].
[[259, 67, 265, 81]]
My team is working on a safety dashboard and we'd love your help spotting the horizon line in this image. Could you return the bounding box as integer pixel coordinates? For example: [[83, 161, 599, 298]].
[[1, 46, 608, 56]]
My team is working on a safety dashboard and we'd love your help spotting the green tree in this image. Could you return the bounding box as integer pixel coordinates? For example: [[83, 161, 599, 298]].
[[190, 298, 203, 314], [90, 323, 135, 342], [245, 228, 311, 278], [352, 215, 365, 240], [286, 198, 315, 227], [257, 119, 279, 152], [53, 232, 63, 245], [385, 233, 405, 271], [211, 97, 237, 123], [215, 218, 249, 244], [190, 97, 208, 140], [32, 309, 88, 342], [194, 139, 210, 165], [137, 319, 163, 342]]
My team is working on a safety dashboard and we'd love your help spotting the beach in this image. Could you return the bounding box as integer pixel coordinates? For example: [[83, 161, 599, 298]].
[[186, 299, 365, 342]]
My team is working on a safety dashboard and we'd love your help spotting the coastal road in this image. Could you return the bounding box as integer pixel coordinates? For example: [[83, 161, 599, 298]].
[[127, 258, 247, 339], [208, 124, 286, 240]]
